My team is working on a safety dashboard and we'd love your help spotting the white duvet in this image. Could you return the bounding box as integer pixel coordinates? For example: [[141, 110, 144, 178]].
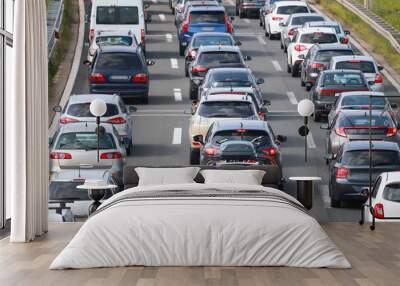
[[50, 183, 351, 269]]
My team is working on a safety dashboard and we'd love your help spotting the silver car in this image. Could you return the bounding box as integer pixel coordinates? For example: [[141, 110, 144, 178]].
[[54, 94, 136, 154], [49, 122, 126, 183]]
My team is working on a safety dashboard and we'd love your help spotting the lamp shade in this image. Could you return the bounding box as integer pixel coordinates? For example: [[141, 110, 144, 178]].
[[297, 99, 315, 117], [90, 99, 107, 117]]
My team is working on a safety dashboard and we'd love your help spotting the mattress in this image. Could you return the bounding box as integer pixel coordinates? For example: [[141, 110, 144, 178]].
[[50, 183, 351, 269]]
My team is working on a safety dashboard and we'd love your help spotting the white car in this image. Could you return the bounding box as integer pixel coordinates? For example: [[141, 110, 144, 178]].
[[287, 27, 339, 77], [329, 55, 384, 92], [264, 0, 310, 40], [364, 172, 400, 222], [87, 30, 139, 63]]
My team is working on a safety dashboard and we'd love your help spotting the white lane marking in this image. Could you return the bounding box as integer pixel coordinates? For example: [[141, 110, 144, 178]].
[[172, 128, 182, 144], [307, 132, 316, 149], [170, 58, 179, 69], [244, 19, 251, 24], [158, 14, 166, 22], [165, 33, 173, 43], [272, 60, 283, 72], [257, 35, 267, 45], [227, 0, 235, 6], [286, 91, 298, 105], [173, 88, 182, 101]]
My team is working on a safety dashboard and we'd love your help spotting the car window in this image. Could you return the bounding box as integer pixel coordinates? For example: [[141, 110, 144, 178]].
[[342, 150, 400, 166], [335, 60, 376, 73], [292, 16, 324, 25], [322, 73, 365, 85], [67, 103, 119, 117], [189, 11, 225, 24], [198, 51, 241, 65], [372, 176, 382, 198], [276, 5, 308, 14], [96, 6, 139, 25], [341, 96, 386, 108], [338, 113, 394, 128], [315, 50, 353, 61], [212, 130, 271, 146], [198, 101, 256, 117], [300, 32, 337, 44], [96, 36, 133, 47], [193, 36, 233, 47], [209, 71, 253, 87], [314, 24, 341, 34], [96, 52, 143, 70], [56, 132, 117, 150], [383, 183, 400, 202]]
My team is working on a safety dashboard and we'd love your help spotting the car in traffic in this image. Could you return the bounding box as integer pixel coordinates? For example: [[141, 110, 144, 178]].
[[177, 5, 234, 56], [300, 43, 354, 90], [329, 55, 384, 92], [236, 0, 265, 18], [259, 0, 306, 27], [184, 32, 239, 76], [187, 93, 260, 164], [287, 27, 339, 77], [321, 109, 400, 156], [302, 21, 350, 44], [309, 70, 370, 121], [188, 45, 251, 99], [175, 0, 220, 27], [327, 141, 400, 208], [54, 94, 136, 154], [85, 46, 155, 104]]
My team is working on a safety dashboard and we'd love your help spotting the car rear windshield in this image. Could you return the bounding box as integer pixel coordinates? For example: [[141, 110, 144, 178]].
[[335, 60, 376, 73], [212, 130, 271, 145], [193, 36, 233, 47], [189, 11, 225, 24], [67, 103, 119, 117], [315, 50, 354, 61], [96, 7, 139, 25], [338, 114, 394, 127], [96, 52, 142, 70], [277, 6, 308, 14], [198, 101, 255, 117], [292, 16, 324, 25], [383, 183, 400, 202], [96, 36, 133, 47], [322, 73, 365, 85], [342, 150, 400, 166], [300, 33, 337, 44], [198, 51, 241, 65], [341, 96, 386, 108], [56, 132, 116, 150], [209, 72, 252, 87]]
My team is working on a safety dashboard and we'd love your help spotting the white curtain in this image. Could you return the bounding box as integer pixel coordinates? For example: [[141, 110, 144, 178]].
[[8, 0, 49, 242]]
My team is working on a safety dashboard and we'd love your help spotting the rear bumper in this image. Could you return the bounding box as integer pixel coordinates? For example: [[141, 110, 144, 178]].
[[331, 180, 369, 202], [240, 7, 262, 14]]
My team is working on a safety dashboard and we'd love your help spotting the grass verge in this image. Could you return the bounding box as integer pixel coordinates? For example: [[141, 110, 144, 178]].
[[316, 0, 400, 75], [370, 0, 400, 31]]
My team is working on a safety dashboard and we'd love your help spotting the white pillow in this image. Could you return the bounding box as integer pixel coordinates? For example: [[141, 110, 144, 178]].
[[200, 169, 265, 185], [135, 167, 200, 186]]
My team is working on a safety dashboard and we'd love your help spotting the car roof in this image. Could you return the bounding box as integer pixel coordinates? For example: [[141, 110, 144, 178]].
[[68, 94, 120, 104], [201, 93, 254, 102], [58, 122, 115, 133], [95, 30, 135, 37], [274, 1, 307, 7], [343, 141, 400, 151], [338, 109, 389, 116], [305, 21, 340, 27], [296, 27, 337, 34], [340, 91, 385, 98], [331, 55, 375, 62], [320, 69, 363, 75], [198, 45, 241, 52], [214, 120, 267, 131], [207, 67, 251, 74], [290, 13, 320, 18], [192, 32, 233, 38], [384, 172, 400, 184], [314, 43, 352, 51], [98, 45, 139, 53], [188, 5, 225, 12]]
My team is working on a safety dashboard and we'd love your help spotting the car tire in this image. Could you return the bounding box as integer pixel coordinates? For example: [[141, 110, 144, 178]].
[[190, 149, 200, 165], [291, 64, 298, 77], [179, 43, 185, 56], [268, 27, 274, 40], [280, 41, 284, 49], [259, 19, 263, 26], [287, 62, 291, 73]]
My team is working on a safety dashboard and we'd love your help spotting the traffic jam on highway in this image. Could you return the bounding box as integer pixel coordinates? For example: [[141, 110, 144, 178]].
[[48, 0, 400, 222]]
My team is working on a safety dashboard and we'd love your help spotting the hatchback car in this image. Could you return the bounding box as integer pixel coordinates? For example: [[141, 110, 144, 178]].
[[85, 46, 155, 104], [54, 94, 136, 154], [300, 43, 354, 89], [310, 70, 370, 121], [236, 0, 265, 18], [188, 45, 250, 99], [328, 141, 400, 208], [329, 55, 384, 92], [49, 122, 126, 183], [302, 21, 350, 44]]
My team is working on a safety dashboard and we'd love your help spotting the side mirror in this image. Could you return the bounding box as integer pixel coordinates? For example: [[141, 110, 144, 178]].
[[298, 54, 305, 60], [276, 135, 287, 143], [128, 105, 137, 113], [390, 103, 398, 109], [344, 30, 350, 35], [361, 186, 370, 196], [243, 55, 252, 61], [235, 40, 242, 46], [320, 124, 330, 130], [193, 135, 204, 144], [48, 137, 53, 146], [229, 16, 235, 22], [368, 80, 375, 86], [256, 78, 265, 85], [260, 106, 268, 113], [378, 65, 384, 71], [146, 59, 155, 66], [53, 105, 62, 113], [83, 60, 91, 67]]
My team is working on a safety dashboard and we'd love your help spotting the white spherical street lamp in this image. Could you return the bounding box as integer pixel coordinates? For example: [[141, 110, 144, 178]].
[[297, 99, 315, 117], [90, 99, 107, 117]]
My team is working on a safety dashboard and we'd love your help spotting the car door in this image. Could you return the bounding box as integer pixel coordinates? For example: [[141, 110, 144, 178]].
[[119, 98, 132, 137]]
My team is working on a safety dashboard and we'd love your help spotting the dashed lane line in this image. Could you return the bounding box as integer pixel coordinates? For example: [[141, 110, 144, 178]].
[[244, 19, 251, 24], [172, 128, 182, 144], [158, 14, 166, 22], [165, 33, 173, 43], [307, 132, 317, 149], [174, 88, 182, 101], [286, 91, 298, 105], [271, 60, 283, 72], [257, 35, 267, 45], [170, 58, 179, 69]]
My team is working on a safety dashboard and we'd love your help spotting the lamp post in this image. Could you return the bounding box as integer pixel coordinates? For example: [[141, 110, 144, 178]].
[[297, 99, 315, 163], [89, 99, 107, 162]]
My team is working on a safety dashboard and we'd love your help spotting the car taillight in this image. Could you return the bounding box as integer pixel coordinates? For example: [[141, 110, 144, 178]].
[[107, 117, 126, 124], [192, 65, 208, 73], [50, 152, 72, 159], [387, 127, 397, 137], [262, 147, 278, 156], [132, 73, 148, 83], [272, 16, 283, 21], [288, 28, 295, 36], [204, 148, 218, 156], [335, 167, 348, 179], [335, 127, 347, 137], [182, 21, 189, 33], [294, 44, 306, 52], [89, 29, 95, 41], [373, 203, 384, 219], [59, 117, 79, 124], [100, 152, 122, 159], [141, 28, 145, 43], [311, 63, 324, 69], [320, 89, 337, 94], [375, 73, 383, 84], [90, 73, 106, 83]]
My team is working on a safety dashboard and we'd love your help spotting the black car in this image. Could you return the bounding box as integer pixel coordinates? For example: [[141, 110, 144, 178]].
[[310, 70, 370, 121], [188, 45, 250, 99], [196, 120, 286, 169], [300, 43, 354, 90], [85, 46, 155, 104], [236, 0, 265, 18], [327, 141, 400, 208]]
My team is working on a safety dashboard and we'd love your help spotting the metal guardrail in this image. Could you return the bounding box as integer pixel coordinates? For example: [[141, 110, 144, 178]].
[[47, 0, 64, 58], [335, 0, 400, 53]]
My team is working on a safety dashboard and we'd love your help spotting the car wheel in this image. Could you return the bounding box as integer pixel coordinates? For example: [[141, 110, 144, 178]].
[[179, 43, 185, 56], [189, 82, 198, 100], [287, 61, 291, 73], [185, 66, 189, 77], [280, 40, 284, 49], [291, 63, 298, 77], [268, 27, 274, 40], [126, 140, 133, 155], [190, 149, 200, 165], [259, 19, 263, 26]]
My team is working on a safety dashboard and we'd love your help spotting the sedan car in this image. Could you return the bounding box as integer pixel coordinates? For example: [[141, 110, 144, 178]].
[[309, 70, 370, 121], [54, 94, 136, 154], [300, 43, 354, 90], [85, 46, 155, 104], [328, 141, 400, 208], [49, 122, 126, 183], [321, 109, 400, 156], [184, 32, 239, 77], [188, 45, 251, 99]]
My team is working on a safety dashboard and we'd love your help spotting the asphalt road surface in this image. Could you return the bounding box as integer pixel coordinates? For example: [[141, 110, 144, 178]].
[[70, 0, 400, 222]]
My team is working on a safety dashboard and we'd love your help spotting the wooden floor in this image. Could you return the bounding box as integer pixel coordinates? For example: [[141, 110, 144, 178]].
[[0, 222, 399, 286]]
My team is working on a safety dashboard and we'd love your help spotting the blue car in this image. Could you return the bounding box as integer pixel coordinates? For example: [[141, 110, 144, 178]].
[[178, 6, 234, 56]]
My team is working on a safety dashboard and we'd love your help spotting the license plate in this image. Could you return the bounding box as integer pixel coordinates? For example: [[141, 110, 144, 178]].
[[110, 75, 129, 80], [202, 27, 214, 31], [217, 160, 258, 165]]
